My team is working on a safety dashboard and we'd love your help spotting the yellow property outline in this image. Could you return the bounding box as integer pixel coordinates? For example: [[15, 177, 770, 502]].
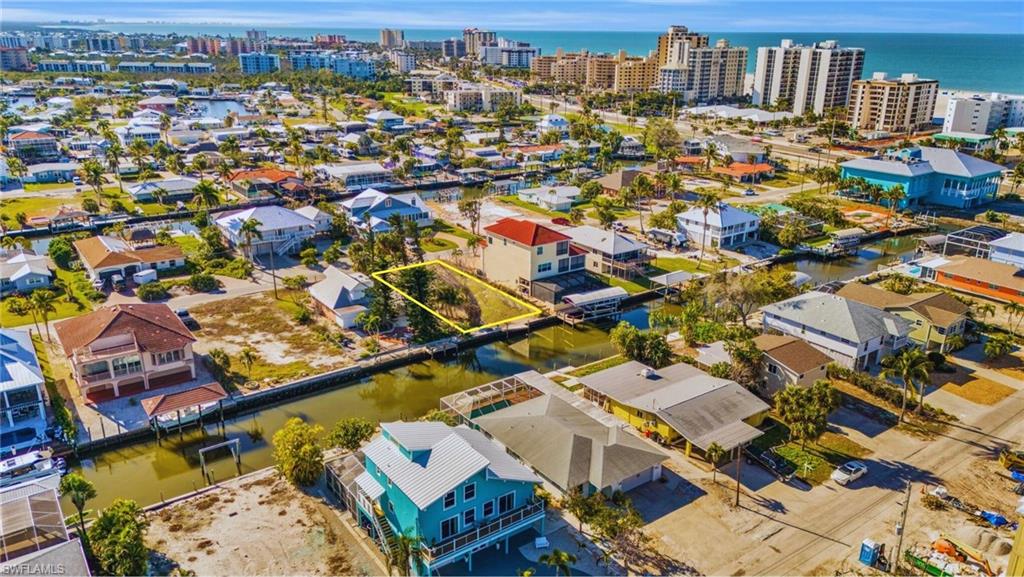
[[371, 260, 543, 334]]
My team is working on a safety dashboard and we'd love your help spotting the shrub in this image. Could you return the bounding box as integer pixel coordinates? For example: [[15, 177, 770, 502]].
[[47, 236, 76, 269], [188, 272, 218, 292], [136, 282, 169, 302], [827, 364, 952, 421], [293, 306, 312, 325], [81, 198, 100, 213]]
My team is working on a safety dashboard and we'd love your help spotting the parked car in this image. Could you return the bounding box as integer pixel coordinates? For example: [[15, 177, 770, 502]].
[[742, 188, 757, 196], [550, 217, 571, 226], [611, 222, 628, 232], [831, 461, 868, 485], [111, 274, 125, 291], [72, 176, 82, 186], [808, 146, 823, 153], [744, 446, 795, 482], [175, 308, 199, 330]]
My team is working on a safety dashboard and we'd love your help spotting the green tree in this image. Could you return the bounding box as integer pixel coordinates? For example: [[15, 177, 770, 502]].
[[880, 347, 932, 421], [775, 380, 840, 448], [328, 417, 375, 451], [59, 472, 96, 544], [238, 346, 258, 381], [30, 289, 57, 342], [238, 217, 263, 260], [47, 236, 76, 269], [983, 333, 1014, 360], [421, 408, 458, 426], [705, 442, 725, 483], [89, 499, 149, 576], [272, 417, 325, 486], [78, 158, 106, 208], [609, 321, 672, 367], [693, 192, 721, 270], [539, 548, 577, 577]]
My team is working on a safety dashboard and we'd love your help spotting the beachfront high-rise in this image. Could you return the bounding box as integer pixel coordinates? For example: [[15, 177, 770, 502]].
[[655, 26, 747, 102], [847, 72, 939, 135], [379, 28, 405, 49], [239, 52, 281, 75], [752, 39, 865, 115], [943, 92, 1024, 135], [463, 28, 496, 57]]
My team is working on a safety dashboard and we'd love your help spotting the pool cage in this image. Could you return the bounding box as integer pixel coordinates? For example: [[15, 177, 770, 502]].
[[942, 225, 1008, 259], [0, 478, 68, 563], [439, 375, 545, 426]]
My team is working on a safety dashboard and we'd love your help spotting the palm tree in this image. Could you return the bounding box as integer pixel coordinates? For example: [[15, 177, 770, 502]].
[[973, 302, 996, 324], [983, 333, 1014, 360], [630, 174, 654, 235], [880, 348, 932, 421], [539, 549, 576, 577], [238, 346, 258, 382], [1004, 302, 1024, 336], [392, 533, 422, 577], [159, 113, 172, 144], [78, 159, 106, 208], [105, 141, 124, 194], [706, 442, 725, 483], [59, 473, 96, 543], [693, 192, 721, 270], [191, 179, 221, 216], [191, 153, 210, 177], [702, 141, 719, 172], [128, 137, 150, 176], [238, 217, 264, 260], [881, 184, 905, 228], [0, 235, 31, 251], [30, 289, 58, 342]]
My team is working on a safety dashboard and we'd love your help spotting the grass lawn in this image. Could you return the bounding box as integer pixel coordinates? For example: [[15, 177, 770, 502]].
[[580, 202, 639, 220], [382, 92, 437, 117], [1, 269, 99, 328], [172, 235, 205, 258], [756, 417, 872, 485], [497, 195, 564, 218], [23, 182, 75, 192], [1, 195, 81, 222], [569, 354, 629, 377], [433, 220, 478, 241], [940, 378, 1016, 405], [596, 255, 734, 295], [420, 236, 458, 253], [758, 172, 810, 189], [99, 188, 172, 216]]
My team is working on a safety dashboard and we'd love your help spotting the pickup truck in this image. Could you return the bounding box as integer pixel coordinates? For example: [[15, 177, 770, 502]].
[[744, 445, 796, 482]]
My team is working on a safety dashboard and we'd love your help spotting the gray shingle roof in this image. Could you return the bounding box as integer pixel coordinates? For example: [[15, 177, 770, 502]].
[[760, 292, 912, 343]]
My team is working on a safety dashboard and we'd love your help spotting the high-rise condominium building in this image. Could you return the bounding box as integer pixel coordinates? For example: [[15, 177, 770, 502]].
[[187, 36, 221, 56], [389, 50, 416, 73], [463, 28, 497, 57], [656, 26, 747, 102], [442, 38, 466, 59], [380, 29, 405, 49], [943, 92, 1024, 135], [239, 52, 281, 75], [847, 72, 939, 134], [752, 39, 865, 115]]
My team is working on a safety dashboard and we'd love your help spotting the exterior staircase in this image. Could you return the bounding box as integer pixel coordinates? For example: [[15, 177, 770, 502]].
[[373, 508, 400, 561]]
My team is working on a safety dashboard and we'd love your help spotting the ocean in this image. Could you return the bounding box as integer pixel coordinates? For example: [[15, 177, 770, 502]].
[[47, 24, 1024, 94]]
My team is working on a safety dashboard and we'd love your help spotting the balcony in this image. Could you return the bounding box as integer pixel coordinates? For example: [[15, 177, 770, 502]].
[[421, 500, 545, 564]]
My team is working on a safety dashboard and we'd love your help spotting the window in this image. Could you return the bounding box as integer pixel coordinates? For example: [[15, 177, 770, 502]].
[[483, 500, 495, 517], [537, 246, 544, 255], [443, 490, 456, 510], [767, 363, 778, 375], [111, 355, 142, 376], [498, 492, 515, 514], [463, 508, 476, 526], [556, 241, 569, 256], [557, 258, 570, 273], [153, 349, 183, 365], [463, 483, 476, 501], [440, 516, 459, 539], [537, 262, 552, 273]]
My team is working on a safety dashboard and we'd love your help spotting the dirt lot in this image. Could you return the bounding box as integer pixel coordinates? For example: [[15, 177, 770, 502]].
[[147, 468, 383, 576], [189, 291, 357, 391]]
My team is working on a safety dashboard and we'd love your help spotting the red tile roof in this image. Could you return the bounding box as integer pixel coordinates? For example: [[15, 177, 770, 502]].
[[227, 168, 298, 183], [711, 162, 775, 177], [10, 131, 56, 141], [55, 304, 196, 357], [141, 382, 228, 418], [484, 218, 570, 247]]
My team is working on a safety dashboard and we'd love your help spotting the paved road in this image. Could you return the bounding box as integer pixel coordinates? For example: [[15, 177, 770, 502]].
[[715, 381, 1024, 575]]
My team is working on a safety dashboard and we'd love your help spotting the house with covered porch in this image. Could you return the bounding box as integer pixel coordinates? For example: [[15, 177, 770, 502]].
[[1, 328, 47, 454], [325, 421, 545, 575]]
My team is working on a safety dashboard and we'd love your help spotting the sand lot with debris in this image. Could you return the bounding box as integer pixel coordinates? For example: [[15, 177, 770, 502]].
[[147, 468, 382, 576]]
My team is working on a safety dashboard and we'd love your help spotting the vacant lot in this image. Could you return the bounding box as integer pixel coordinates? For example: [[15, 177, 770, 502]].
[[941, 377, 1016, 405], [189, 291, 354, 391], [753, 417, 872, 485], [147, 468, 382, 576]]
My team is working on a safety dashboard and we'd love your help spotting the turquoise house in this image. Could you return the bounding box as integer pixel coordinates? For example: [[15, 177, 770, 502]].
[[839, 147, 1004, 209], [327, 422, 544, 575]]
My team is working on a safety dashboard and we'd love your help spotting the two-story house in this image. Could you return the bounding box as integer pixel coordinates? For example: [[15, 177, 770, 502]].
[[7, 131, 61, 163], [214, 205, 316, 256], [760, 292, 912, 370], [365, 110, 406, 131], [340, 189, 433, 233], [565, 225, 653, 280], [836, 281, 970, 352], [676, 203, 760, 248], [327, 422, 544, 575], [482, 218, 587, 301], [1, 328, 48, 454], [317, 162, 393, 192], [54, 304, 197, 400], [989, 232, 1024, 269]]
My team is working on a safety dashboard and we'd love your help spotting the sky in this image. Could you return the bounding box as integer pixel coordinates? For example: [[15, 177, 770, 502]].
[[4, 0, 1024, 33]]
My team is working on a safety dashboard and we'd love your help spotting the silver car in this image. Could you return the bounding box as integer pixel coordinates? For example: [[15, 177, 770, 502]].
[[831, 460, 868, 486]]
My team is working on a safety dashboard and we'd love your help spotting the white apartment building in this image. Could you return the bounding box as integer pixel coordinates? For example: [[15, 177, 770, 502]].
[[479, 44, 538, 68], [848, 72, 939, 134], [389, 50, 416, 73], [943, 92, 1024, 135], [444, 84, 521, 112], [656, 30, 747, 102], [752, 39, 865, 115]]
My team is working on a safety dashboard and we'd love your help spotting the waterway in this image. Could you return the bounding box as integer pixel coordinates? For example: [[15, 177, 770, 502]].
[[71, 304, 667, 509], [780, 233, 921, 285]]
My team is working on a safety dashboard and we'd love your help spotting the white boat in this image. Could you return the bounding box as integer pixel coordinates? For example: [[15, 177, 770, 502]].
[[0, 449, 67, 488]]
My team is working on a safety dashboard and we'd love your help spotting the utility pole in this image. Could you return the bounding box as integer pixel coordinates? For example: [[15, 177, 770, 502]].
[[734, 445, 743, 507], [893, 481, 912, 574]]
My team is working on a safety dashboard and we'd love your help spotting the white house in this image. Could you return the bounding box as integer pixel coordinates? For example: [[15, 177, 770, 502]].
[[214, 205, 316, 256], [127, 177, 200, 202], [316, 162, 393, 192], [760, 292, 912, 370], [308, 266, 372, 328], [536, 114, 569, 134], [115, 124, 161, 146], [676, 203, 760, 248], [294, 205, 334, 235], [989, 232, 1024, 269], [517, 185, 580, 212]]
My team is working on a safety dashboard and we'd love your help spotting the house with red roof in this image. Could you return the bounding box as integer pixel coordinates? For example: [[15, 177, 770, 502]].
[[482, 218, 587, 301], [7, 131, 60, 162], [226, 167, 305, 200], [710, 162, 775, 183]]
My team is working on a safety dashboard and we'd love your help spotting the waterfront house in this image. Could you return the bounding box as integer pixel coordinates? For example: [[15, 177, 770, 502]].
[[839, 147, 1004, 209], [676, 203, 760, 248], [0, 474, 91, 575], [226, 168, 303, 200], [316, 162, 393, 192], [988, 232, 1024, 269], [516, 185, 580, 212], [114, 124, 161, 147], [472, 371, 669, 495], [294, 205, 334, 235], [326, 422, 544, 575], [7, 131, 60, 162], [1, 328, 47, 454], [340, 188, 433, 233], [918, 255, 1024, 304], [0, 251, 52, 295], [829, 227, 867, 252], [760, 292, 912, 369], [578, 360, 769, 458], [24, 162, 79, 184], [214, 205, 316, 256], [706, 135, 767, 164], [55, 304, 197, 400], [617, 136, 646, 158], [127, 176, 201, 203], [308, 266, 372, 328], [565, 225, 653, 280], [711, 162, 775, 183], [74, 236, 185, 283], [751, 334, 833, 397], [137, 95, 177, 113], [481, 218, 587, 301], [836, 281, 970, 352]]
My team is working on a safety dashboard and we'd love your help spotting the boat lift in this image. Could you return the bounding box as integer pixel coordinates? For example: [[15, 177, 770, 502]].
[[199, 439, 241, 485]]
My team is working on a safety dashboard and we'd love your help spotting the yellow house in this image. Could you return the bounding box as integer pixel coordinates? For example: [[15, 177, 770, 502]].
[[836, 282, 970, 352], [579, 360, 769, 457], [481, 217, 587, 302]]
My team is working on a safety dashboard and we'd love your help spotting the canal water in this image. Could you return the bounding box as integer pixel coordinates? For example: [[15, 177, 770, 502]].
[[781, 233, 922, 285], [193, 99, 247, 119], [73, 305, 666, 509]]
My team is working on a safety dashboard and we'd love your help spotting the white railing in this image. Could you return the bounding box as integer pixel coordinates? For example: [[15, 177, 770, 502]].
[[421, 500, 544, 561]]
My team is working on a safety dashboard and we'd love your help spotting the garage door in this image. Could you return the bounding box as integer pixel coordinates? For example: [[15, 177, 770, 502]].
[[618, 467, 653, 492]]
